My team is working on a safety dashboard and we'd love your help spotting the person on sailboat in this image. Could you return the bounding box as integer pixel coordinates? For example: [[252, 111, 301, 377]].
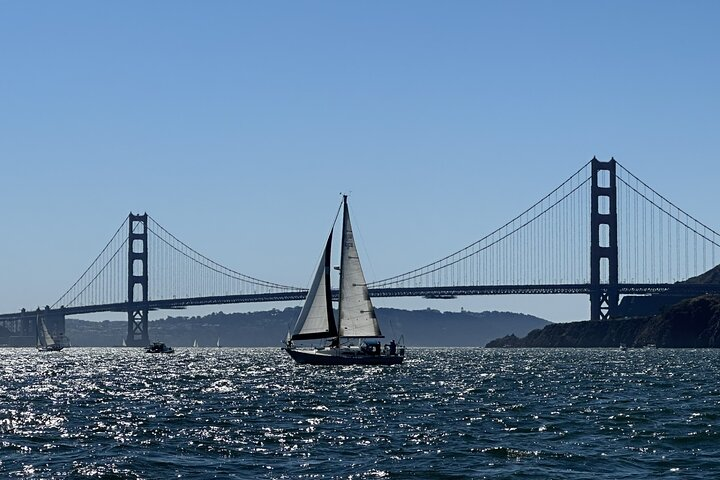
[[389, 340, 397, 355]]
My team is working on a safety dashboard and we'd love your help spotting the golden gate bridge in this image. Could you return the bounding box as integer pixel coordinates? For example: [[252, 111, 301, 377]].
[[2, 158, 720, 346]]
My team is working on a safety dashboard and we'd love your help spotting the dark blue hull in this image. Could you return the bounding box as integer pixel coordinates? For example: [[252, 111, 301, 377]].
[[285, 347, 404, 365]]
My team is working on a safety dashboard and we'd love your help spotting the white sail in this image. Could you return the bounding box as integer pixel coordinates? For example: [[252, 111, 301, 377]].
[[291, 231, 338, 341], [193, 339, 198, 347], [338, 199, 382, 338], [38, 319, 56, 347]]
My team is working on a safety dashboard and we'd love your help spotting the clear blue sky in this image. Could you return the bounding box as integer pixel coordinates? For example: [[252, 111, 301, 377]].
[[1, 1, 719, 322]]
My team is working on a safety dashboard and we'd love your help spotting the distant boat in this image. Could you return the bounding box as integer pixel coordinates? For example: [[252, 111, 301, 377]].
[[284, 196, 405, 365], [36, 316, 67, 352], [122, 337, 127, 347], [193, 339, 198, 348], [146, 341, 174, 354], [216, 337, 220, 348]]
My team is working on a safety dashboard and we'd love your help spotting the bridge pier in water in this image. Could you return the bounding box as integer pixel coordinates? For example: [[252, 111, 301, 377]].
[[40, 308, 66, 344], [126, 213, 150, 346], [0, 313, 34, 346], [590, 158, 619, 321]]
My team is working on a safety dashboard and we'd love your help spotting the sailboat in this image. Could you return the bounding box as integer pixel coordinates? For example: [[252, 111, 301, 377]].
[[284, 195, 404, 365], [36, 316, 66, 352], [193, 339, 198, 348]]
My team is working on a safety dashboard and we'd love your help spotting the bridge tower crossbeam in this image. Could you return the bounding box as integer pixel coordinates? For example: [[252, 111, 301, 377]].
[[590, 158, 619, 321]]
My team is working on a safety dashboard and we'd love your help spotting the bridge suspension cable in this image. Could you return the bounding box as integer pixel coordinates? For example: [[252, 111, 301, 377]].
[[51, 214, 304, 310], [146, 215, 303, 300], [368, 161, 594, 289], [52, 217, 130, 309], [47, 158, 720, 313], [616, 162, 720, 284], [369, 159, 720, 292]]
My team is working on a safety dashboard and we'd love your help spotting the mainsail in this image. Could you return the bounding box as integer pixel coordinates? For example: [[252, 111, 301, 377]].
[[37, 318, 56, 348], [290, 230, 338, 341], [338, 198, 382, 338]]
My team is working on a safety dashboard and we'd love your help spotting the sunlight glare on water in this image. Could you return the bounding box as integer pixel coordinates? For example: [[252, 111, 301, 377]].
[[1, 347, 719, 479]]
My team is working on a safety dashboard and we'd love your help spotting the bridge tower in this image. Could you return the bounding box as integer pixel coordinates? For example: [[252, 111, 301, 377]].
[[590, 158, 619, 321], [126, 213, 150, 346]]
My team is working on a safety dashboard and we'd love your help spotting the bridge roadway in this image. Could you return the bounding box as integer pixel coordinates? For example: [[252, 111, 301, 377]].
[[2, 283, 720, 321]]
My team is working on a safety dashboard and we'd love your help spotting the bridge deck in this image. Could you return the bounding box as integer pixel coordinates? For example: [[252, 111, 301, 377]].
[[2, 283, 719, 321]]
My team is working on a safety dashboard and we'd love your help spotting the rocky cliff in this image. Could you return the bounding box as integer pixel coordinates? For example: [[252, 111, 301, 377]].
[[487, 295, 720, 348]]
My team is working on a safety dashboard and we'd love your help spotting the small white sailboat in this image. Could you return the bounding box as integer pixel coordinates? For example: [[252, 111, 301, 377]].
[[36, 316, 66, 352], [216, 337, 221, 348], [284, 195, 404, 365], [193, 339, 198, 348]]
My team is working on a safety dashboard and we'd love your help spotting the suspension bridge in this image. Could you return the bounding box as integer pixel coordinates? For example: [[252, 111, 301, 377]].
[[2, 158, 720, 346]]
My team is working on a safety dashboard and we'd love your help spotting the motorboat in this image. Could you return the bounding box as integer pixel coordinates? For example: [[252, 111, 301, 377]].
[[146, 341, 174, 354]]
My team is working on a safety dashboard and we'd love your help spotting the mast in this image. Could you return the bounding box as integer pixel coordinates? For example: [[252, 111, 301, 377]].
[[334, 195, 349, 346]]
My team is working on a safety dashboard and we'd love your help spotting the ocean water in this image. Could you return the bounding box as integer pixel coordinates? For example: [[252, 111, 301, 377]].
[[1, 348, 719, 479]]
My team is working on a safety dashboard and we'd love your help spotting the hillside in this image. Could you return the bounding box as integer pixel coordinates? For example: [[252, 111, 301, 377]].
[[487, 295, 720, 348], [65, 307, 549, 347], [617, 264, 720, 317]]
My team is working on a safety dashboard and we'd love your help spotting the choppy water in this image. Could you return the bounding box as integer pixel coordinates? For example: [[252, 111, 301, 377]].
[[1, 348, 720, 479]]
